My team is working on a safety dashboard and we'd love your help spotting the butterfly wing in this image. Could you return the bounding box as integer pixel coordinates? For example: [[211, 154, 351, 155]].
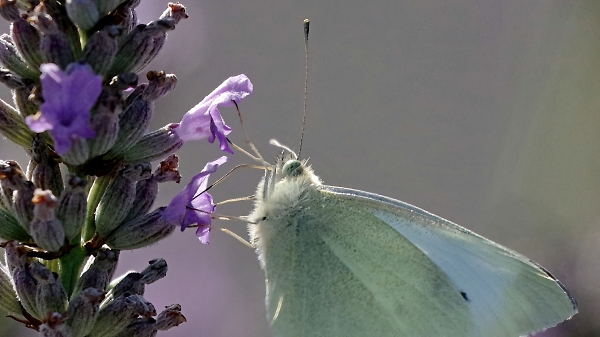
[[255, 185, 475, 337], [321, 185, 577, 336]]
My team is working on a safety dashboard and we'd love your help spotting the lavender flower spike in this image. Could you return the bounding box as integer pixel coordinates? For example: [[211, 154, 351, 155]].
[[25, 63, 102, 154], [162, 156, 228, 243], [175, 74, 253, 153]]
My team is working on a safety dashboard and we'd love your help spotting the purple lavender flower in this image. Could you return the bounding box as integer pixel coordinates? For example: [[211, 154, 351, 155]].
[[25, 63, 102, 154], [175, 74, 253, 153], [162, 156, 228, 243]]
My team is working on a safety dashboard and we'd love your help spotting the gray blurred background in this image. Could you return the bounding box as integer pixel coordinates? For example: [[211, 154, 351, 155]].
[[1, 0, 599, 336]]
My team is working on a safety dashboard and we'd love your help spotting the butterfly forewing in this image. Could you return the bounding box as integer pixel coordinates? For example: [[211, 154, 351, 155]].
[[323, 185, 578, 336]]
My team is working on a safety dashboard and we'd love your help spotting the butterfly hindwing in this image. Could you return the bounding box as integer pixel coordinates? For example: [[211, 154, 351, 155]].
[[323, 185, 577, 336]]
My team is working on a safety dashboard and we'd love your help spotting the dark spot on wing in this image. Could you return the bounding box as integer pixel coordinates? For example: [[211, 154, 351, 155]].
[[460, 291, 470, 302]]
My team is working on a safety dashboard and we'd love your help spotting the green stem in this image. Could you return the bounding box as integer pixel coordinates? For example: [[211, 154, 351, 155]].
[[78, 27, 89, 48], [44, 258, 60, 273], [83, 174, 111, 241], [59, 245, 88, 297]]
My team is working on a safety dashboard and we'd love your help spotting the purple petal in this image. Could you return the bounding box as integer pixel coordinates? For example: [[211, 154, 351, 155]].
[[26, 63, 102, 154], [162, 156, 229, 243], [196, 226, 211, 244], [175, 74, 253, 153], [204, 74, 254, 107], [209, 117, 233, 154], [65, 63, 104, 114], [25, 113, 54, 133]]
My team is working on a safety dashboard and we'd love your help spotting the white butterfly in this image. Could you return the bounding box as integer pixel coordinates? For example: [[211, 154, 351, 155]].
[[247, 153, 577, 337]]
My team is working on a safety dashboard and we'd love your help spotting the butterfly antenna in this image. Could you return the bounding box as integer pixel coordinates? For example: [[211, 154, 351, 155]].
[[298, 19, 310, 158]]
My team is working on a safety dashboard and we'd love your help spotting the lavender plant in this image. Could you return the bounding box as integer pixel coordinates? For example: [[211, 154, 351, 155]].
[[0, 0, 253, 335]]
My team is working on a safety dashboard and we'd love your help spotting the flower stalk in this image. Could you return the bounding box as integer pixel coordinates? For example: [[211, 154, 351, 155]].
[[0, 1, 253, 335]]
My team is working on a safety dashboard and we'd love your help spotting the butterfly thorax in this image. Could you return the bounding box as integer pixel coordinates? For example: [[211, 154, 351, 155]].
[[248, 160, 322, 266]]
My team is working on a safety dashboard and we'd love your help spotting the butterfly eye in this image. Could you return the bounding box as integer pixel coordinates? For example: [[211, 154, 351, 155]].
[[282, 160, 303, 177]]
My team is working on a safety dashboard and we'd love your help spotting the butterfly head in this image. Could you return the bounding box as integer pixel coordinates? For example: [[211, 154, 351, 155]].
[[274, 150, 311, 181], [281, 160, 304, 178]]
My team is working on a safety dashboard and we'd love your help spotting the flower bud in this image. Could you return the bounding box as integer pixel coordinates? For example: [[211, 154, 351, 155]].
[[136, 296, 156, 317], [111, 71, 139, 90], [12, 265, 40, 319], [13, 85, 39, 117], [155, 304, 186, 330], [73, 248, 119, 296], [13, 180, 35, 232], [106, 207, 174, 250], [95, 163, 151, 237], [11, 17, 43, 70], [94, 0, 123, 17], [140, 258, 167, 284], [0, 159, 27, 208], [107, 18, 175, 76], [88, 0, 137, 32], [118, 5, 137, 37], [121, 176, 156, 222], [160, 2, 188, 23], [36, 13, 75, 69], [30, 261, 68, 315], [61, 138, 91, 165], [124, 82, 144, 106], [0, 263, 21, 315], [141, 71, 177, 102], [30, 189, 66, 252], [66, 287, 105, 337], [103, 249, 120, 281], [25, 156, 34, 179], [88, 73, 137, 158], [108, 72, 176, 158], [31, 137, 64, 196], [80, 26, 120, 75], [133, 3, 187, 72], [0, 182, 12, 211], [3, 240, 26, 272], [0, 34, 39, 79], [40, 0, 81, 60], [0, 97, 35, 148], [121, 155, 178, 223], [66, 0, 100, 30], [40, 312, 72, 337], [56, 175, 87, 241], [123, 123, 182, 164], [88, 293, 147, 337], [4, 243, 42, 317], [88, 111, 118, 158], [104, 272, 144, 303], [104, 97, 152, 156], [153, 154, 181, 183], [114, 317, 157, 337], [106, 24, 146, 76], [133, 19, 177, 73], [0, 207, 30, 240], [0, 67, 26, 89], [0, 0, 21, 21]]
